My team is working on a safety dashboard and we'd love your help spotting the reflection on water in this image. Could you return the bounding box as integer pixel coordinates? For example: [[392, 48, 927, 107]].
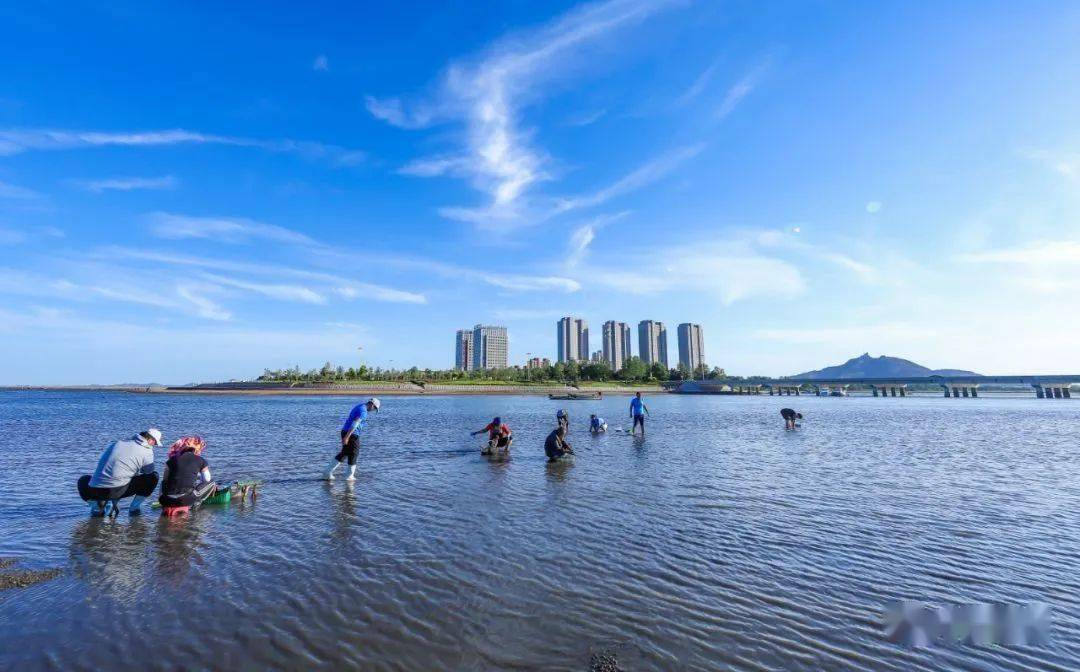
[[3, 390, 1080, 670]]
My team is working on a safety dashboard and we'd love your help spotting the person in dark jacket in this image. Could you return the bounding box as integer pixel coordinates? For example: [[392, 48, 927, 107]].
[[781, 408, 803, 430], [544, 426, 574, 463], [158, 436, 217, 509]]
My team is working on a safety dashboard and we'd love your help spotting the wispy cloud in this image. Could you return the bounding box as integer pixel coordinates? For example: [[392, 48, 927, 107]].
[[1020, 148, 1079, 181], [75, 175, 178, 193], [955, 240, 1080, 265], [955, 240, 1080, 293], [566, 109, 607, 127], [582, 239, 805, 305], [0, 128, 365, 166], [0, 267, 233, 320], [198, 272, 327, 305], [147, 212, 317, 246], [367, 0, 681, 227], [565, 211, 631, 267], [100, 247, 429, 305], [313, 54, 329, 71], [0, 180, 41, 200], [675, 59, 721, 107], [717, 57, 772, 120], [553, 144, 704, 214]]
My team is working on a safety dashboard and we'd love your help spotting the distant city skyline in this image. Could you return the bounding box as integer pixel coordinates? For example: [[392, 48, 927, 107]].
[[2, 2, 1079, 384]]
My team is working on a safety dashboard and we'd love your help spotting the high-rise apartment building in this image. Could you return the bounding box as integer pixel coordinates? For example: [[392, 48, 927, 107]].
[[556, 317, 589, 363], [638, 320, 668, 367], [678, 323, 705, 372], [602, 320, 632, 372], [471, 324, 508, 370], [454, 329, 474, 371]]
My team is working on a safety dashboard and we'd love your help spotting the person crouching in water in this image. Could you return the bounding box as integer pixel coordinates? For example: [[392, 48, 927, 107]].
[[78, 428, 164, 517], [159, 436, 216, 510], [544, 426, 574, 463], [326, 397, 381, 481], [781, 408, 803, 430], [589, 414, 608, 433], [472, 416, 512, 454]]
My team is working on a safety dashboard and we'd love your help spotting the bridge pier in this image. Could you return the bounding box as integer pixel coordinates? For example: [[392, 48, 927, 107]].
[[1032, 384, 1073, 399], [942, 384, 979, 398]]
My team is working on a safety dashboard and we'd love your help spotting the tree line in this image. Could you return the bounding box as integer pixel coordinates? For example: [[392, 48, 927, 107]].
[[257, 357, 743, 385]]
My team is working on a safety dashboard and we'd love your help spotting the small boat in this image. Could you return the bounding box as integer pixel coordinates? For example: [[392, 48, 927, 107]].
[[548, 392, 602, 400]]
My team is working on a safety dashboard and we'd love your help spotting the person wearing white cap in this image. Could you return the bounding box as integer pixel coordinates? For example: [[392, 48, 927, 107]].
[[77, 428, 164, 517], [325, 398, 380, 481]]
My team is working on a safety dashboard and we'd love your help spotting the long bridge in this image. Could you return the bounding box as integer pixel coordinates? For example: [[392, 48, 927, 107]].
[[676, 375, 1079, 398]]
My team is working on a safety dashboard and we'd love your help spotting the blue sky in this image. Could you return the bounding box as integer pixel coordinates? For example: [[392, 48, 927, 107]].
[[2, 0, 1080, 384]]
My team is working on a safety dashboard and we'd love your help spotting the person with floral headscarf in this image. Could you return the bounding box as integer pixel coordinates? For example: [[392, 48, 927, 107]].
[[158, 436, 216, 509]]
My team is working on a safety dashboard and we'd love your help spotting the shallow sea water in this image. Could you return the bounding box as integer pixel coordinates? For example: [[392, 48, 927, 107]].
[[1, 390, 1079, 671]]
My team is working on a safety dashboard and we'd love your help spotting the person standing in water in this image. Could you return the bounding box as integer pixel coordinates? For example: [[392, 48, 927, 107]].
[[781, 408, 803, 430], [556, 409, 569, 434], [629, 392, 649, 435], [325, 398, 381, 481]]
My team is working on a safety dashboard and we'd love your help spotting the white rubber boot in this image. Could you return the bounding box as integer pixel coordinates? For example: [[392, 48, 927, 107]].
[[324, 458, 341, 480], [345, 464, 357, 481]]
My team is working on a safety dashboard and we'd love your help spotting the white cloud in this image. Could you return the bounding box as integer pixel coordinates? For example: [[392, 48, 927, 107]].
[[367, 0, 680, 226], [585, 240, 805, 305], [717, 64, 765, 120], [553, 144, 703, 214], [100, 247, 429, 305], [956, 240, 1080, 265], [865, 201, 882, 214], [1020, 148, 1079, 181], [147, 212, 317, 245], [313, 54, 329, 71], [565, 211, 630, 267], [0, 266, 234, 320], [565, 109, 607, 127], [0, 128, 364, 166], [198, 272, 327, 304], [76, 175, 178, 193], [0, 180, 40, 199], [955, 240, 1080, 294]]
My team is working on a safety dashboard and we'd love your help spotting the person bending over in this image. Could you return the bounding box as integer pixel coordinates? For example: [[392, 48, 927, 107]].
[[589, 414, 608, 433], [326, 398, 381, 481], [159, 436, 216, 510], [629, 392, 650, 436], [472, 417, 512, 454], [77, 428, 163, 517], [544, 426, 574, 463], [781, 408, 803, 430]]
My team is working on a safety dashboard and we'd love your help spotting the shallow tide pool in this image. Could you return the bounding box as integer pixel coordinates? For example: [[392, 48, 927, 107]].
[[2, 391, 1078, 670]]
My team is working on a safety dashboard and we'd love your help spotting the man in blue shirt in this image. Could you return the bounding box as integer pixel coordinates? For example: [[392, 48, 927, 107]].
[[325, 398, 381, 481], [629, 392, 650, 436]]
